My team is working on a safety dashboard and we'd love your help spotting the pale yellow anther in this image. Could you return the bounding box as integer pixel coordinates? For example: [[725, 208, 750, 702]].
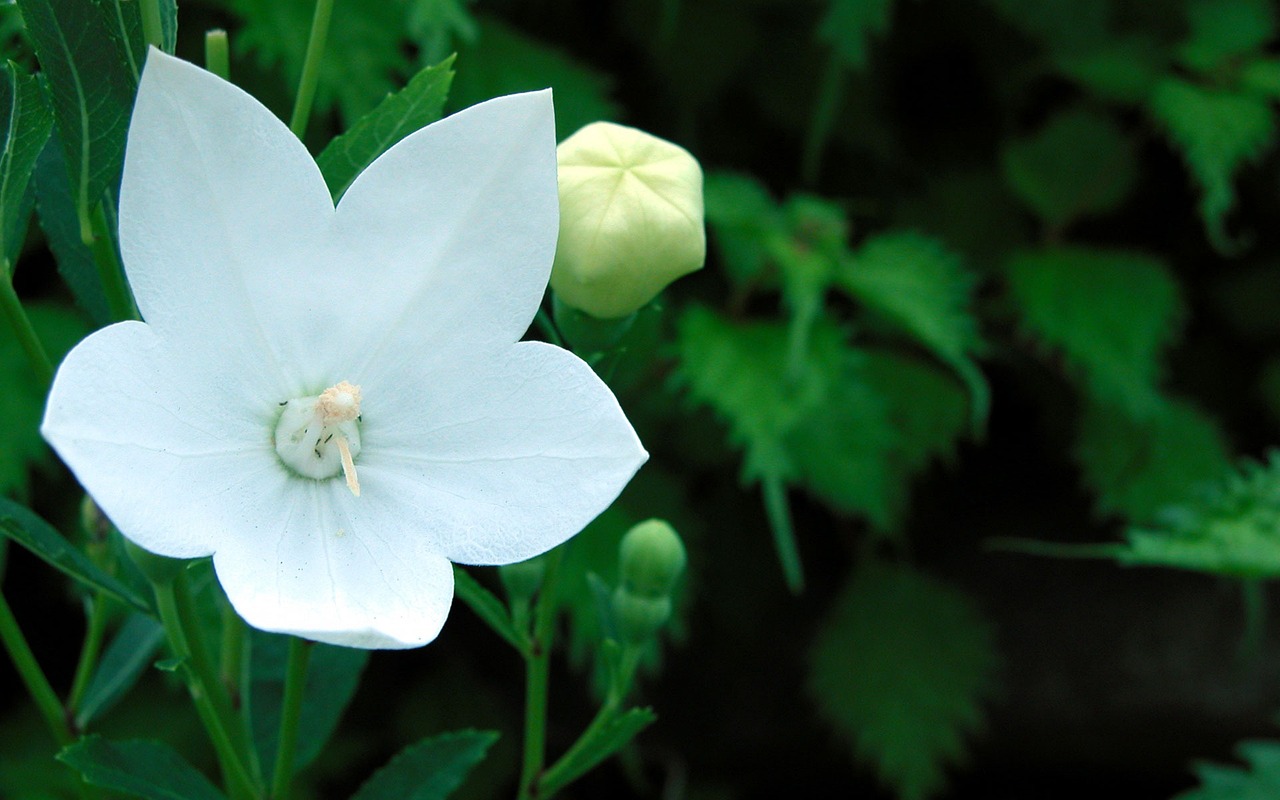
[[335, 434, 360, 497], [318, 381, 362, 424]]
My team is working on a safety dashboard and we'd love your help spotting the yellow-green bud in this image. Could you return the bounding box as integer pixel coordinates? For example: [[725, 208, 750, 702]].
[[551, 122, 706, 319], [498, 555, 545, 603], [618, 519, 686, 600], [611, 588, 672, 645]]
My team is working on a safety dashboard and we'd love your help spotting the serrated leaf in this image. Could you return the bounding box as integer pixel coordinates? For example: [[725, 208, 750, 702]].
[[1241, 58, 1280, 99], [350, 729, 497, 800], [809, 560, 997, 800], [703, 171, 782, 286], [228, 0, 406, 124], [317, 56, 454, 201], [0, 496, 152, 613], [1179, 0, 1276, 73], [57, 735, 225, 800], [0, 302, 88, 495], [76, 613, 165, 727], [0, 60, 51, 271], [17, 0, 141, 238], [1180, 740, 1280, 799], [1114, 453, 1280, 579], [818, 0, 893, 70], [1055, 35, 1167, 103], [1150, 78, 1276, 251], [450, 15, 618, 140], [1006, 247, 1182, 417], [34, 140, 110, 324], [249, 631, 368, 772], [838, 231, 987, 430], [1075, 396, 1232, 523], [862, 350, 969, 473], [1000, 108, 1136, 228]]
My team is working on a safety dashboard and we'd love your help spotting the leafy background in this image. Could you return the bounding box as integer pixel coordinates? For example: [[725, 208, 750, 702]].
[[5, 0, 1280, 797]]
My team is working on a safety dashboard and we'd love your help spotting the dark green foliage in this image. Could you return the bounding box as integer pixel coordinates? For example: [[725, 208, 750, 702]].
[[819, 0, 894, 70], [58, 735, 225, 800], [0, 61, 52, 272], [1179, 740, 1280, 799], [350, 730, 497, 800], [809, 560, 998, 800], [75, 613, 166, 727]]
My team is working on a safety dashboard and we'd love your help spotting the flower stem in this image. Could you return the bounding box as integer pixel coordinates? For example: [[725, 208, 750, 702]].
[[517, 547, 564, 800], [800, 50, 845, 186], [67, 593, 111, 711], [0, 590, 73, 746], [205, 29, 231, 81], [219, 599, 246, 709], [88, 203, 138, 322], [139, 0, 164, 50], [289, 0, 335, 139], [153, 578, 257, 800], [270, 637, 313, 800], [761, 473, 804, 593], [0, 273, 54, 387]]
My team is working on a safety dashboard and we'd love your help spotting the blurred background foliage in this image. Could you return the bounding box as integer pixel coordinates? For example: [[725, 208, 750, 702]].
[[6, 0, 1280, 797]]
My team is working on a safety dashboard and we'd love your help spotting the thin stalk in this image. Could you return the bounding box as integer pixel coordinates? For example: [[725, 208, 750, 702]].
[[517, 548, 564, 800], [219, 600, 246, 709], [88, 204, 137, 321], [205, 30, 231, 80], [270, 638, 313, 800], [0, 274, 53, 387], [800, 51, 846, 186], [289, 0, 336, 138], [154, 580, 257, 800], [761, 474, 804, 593], [535, 306, 566, 348], [0, 591, 72, 746], [139, 0, 164, 50], [67, 594, 111, 711]]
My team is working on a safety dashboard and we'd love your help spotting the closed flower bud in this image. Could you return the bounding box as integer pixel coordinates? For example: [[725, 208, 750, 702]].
[[611, 588, 672, 645], [618, 519, 686, 600], [551, 122, 705, 319]]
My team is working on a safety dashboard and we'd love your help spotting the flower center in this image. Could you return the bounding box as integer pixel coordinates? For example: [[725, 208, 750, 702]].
[[274, 381, 363, 496]]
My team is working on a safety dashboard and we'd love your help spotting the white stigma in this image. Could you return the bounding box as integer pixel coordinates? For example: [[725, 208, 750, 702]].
[[274, 381, 363, 495]]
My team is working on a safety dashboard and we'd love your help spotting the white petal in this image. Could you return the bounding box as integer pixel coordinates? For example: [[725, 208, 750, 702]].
[[212, 477, 455, 649], [332, 90, 559, 390], [356, 341, 648, 565], [41, 321, 282, 558], [120, 50, 335, 396]]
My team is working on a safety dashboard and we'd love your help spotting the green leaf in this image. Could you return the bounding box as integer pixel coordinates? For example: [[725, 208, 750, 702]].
[[1075, 396, 1232, 523], [317, 56, 455, 201], [452, 565, 528, 653], [1179, 0, 1276, 72], [76, 613, 165, 727], [543, 708, 656, 793], [1055, 35, 1168, 103], [1006, 247, 1182, 417], [249, 631, 368, 772], [350, 729, 498, 800], [983, 0, 1111, 55], [450, 15, 618, 140], [862, 350, 970, 473], [838, 231, 988, 431], [228, 0, 407, 124], [0, 61, 52, 271], [818, 0, 893, 70], [703, 171, 782, 286], [407, 0, 478, 64], [57, 735, 225, 800], [1000, 108, 1137, 228], [0, 496, 152, 613], [809, 560, 997, 800], [1241, 57, 1280, 99], [1150, 78, 1277, 251], [0, 302, 88, 494], [17, 0, 141, 239], [1113, 453, 1280, 579], [1180, 740, 1280, 799], [33, 141, 109, 325]]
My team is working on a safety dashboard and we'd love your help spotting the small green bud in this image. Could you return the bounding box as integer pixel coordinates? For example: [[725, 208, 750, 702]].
[[124, 539, 186, 586], [611, 588, 672, 645], [618, 519, 686, 600], [551, 122, 706, 320], [498, 555, 545, 603]]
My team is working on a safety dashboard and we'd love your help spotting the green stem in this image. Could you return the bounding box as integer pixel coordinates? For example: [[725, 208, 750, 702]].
[[517, 548, 564, 800], [0, 591, 72, 746], [67, 593, 111, 711], [139, 0, 164, 50], [88, 203, 137, 321], [289, 0, 335, 139], [0, 274, 54, 387], [220, 600, 246, 709], [205, 29, 231, 81], [800, 50, 846, 186], [270, 637, 313, 800], [761, 474, 804, 593], [535, 306, 566, 349], [154, 579, 257, 800]]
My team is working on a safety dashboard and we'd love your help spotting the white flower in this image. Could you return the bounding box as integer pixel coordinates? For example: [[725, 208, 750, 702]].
[[41, 52, 648, 649]]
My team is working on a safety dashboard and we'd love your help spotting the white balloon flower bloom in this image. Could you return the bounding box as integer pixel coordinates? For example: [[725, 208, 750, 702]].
[[41, 52, 648, 649]]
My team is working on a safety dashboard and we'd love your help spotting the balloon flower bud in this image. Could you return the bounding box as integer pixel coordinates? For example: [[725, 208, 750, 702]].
[[612, 520, 686, 644], [551, 122, 706, 319]]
